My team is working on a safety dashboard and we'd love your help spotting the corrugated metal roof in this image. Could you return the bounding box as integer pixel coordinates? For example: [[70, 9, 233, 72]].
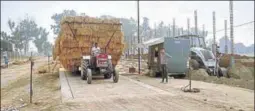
[[136, 34, 203, 48], [136, 37, 164, 48], [143, 37, 164, 46]]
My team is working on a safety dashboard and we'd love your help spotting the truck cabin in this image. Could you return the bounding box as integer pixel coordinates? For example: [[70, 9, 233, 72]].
[[174, 34, 206, 48]]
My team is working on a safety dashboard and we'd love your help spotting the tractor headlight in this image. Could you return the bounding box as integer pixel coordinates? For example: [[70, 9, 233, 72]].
[[83, 56, 90, 60], [108, 55, 112, 59]]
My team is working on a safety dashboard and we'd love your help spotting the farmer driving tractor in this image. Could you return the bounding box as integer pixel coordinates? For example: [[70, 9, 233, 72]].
[[91, 43, 101, 56], [91, 43, 101, 68]]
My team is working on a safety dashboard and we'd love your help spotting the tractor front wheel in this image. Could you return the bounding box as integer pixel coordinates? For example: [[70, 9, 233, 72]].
[[113, 70, 119, 83], [87, 68, 92, 84]]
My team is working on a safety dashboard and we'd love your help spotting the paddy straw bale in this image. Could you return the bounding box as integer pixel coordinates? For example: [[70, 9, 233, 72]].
[[53, 16, 125, 71]]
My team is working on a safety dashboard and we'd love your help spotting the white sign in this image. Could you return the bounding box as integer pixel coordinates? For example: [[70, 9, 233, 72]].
[[175, 41, 180, 44]]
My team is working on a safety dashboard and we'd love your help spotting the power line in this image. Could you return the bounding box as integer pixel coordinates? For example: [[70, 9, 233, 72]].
[[208, 21, 254, 34]]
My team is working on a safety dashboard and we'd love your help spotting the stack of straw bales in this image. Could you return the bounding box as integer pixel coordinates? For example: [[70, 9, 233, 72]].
[[53, 16, 125, 71]]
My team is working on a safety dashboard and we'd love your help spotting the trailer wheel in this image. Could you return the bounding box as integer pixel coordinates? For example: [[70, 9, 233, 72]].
[[87, 68, 92, 84], [113, 70, 119, 83]]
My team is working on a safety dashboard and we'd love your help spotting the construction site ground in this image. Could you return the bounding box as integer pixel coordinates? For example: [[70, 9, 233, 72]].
[[1, 57, 254, 111]]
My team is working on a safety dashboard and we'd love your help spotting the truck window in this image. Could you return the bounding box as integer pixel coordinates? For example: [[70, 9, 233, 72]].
[[201, 50, 214, 60]]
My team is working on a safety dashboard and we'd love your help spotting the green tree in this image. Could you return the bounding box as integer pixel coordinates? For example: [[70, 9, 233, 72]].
[[18, 17, 38, 54], [33, 27, 49, 53], [6, 19, 25, 52], [1, 31, 12, 51], [8, 19, 15, 32], [50, 10, 77, 36], [7, 17, 40, 54], [119, 17, 137, 42], [141, 17, 151, 40], [11, 28, 24, 52], [80, 13, 86, 16], [42, 41, 52, 55], [100, 15, 116, 19], [1, 31, 10, 41], [157, 21, 164, 37]]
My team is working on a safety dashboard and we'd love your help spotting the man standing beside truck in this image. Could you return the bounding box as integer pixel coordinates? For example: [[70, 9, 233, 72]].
[[160, 48, 172, 83]]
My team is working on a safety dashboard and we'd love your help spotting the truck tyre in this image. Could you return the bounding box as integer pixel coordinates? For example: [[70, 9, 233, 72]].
[[218, 68, 223, 77], [190, 59, 199, 70], [113, 70, 119, 83], [206, 68, 213, 76], [87, 68, 92, 84], [220, 67, 228, 78]]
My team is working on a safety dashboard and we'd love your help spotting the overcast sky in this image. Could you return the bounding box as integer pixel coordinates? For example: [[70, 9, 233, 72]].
[[1, 1, 254, 50]]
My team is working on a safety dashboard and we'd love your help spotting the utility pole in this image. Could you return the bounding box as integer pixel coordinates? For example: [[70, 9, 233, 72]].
[[137, 0, 141, 74], [203, 24, 205, 37], [187, 18, 192, 47], [212, 11, 217, 76], [202, 24, 206, 48], [229, 0, 235, 67], [48, 54, 50, 72], [154, 23, 157, 38], [128, 36, 130, 57], [224, 20, 228, 54], [168, 24, 171, 37], [131, 36, 133, 57], [213, 11, 216, 56], [195, 10, 200, 47], [173, 18, 176, 37], [177, 28, 180, 36], [181, 28, 184, 35]]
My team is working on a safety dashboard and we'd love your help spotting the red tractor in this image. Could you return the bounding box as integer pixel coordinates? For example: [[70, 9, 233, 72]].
[[80, 32, 120, 84], [80, 53, 119, 84]]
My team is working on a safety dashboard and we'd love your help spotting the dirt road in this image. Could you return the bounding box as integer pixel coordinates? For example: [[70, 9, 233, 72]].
[[1, 59, 254, 111], [1, 57, 48, 88]]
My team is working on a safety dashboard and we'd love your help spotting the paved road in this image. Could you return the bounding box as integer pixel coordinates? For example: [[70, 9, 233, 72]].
[[57, 59, 254, 111], [59, 69, 254, 111]]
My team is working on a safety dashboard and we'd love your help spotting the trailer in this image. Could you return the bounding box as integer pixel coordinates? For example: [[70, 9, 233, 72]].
[[141, 37, 190, 77]]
